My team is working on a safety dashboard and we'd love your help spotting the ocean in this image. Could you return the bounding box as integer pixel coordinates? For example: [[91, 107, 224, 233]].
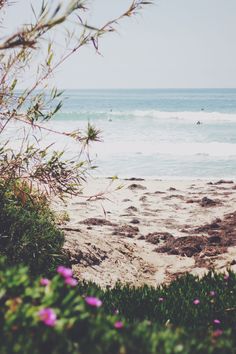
[[45, 88, 236, 179]]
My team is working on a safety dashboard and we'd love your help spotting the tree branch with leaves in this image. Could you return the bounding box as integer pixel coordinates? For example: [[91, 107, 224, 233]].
[[0, 0, 150, 201]]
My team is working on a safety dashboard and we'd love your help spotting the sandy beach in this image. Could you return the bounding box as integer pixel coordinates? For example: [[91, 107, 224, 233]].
[[54, 178, 236, 287]]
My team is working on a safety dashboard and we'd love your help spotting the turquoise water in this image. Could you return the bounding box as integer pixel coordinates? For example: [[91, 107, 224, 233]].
[[52, 89, 236, 179]]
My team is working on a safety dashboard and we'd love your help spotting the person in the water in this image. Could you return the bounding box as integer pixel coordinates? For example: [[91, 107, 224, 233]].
[[108, 108, 113, 121]]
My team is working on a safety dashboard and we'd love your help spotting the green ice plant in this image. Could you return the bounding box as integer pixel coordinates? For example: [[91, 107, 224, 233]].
[[1, 258, 236, 354], [0, 0, 149, 200]]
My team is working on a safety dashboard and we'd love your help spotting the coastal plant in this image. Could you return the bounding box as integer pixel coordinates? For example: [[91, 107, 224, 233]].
[[0, 0, 149, 200], [0, 182, 67, 275], [87, 271, 236, 330], [1, 258, 236, 354]]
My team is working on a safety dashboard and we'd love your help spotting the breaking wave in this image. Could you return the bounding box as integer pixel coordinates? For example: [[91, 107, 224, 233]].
[[56, 110, 236, 123]]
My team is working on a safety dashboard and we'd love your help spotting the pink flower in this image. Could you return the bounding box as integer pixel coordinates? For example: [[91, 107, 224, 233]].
[[40, 278, 50, 286], [212, 329, 223, 338], [57, 266, 73, 279], [38, 308, 57, 327], [193, 299, 200, 305], [85, 296, 102, 308], [65, 277, 78, 287], [209, 291, 216, 297], [158, 297, 164, 302], [114, 321, 124, 329], [224, 274, 229, 281], [213, 319, 221, 324]]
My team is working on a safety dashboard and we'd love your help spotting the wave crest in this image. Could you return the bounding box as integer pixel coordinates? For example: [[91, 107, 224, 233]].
[[57, 110, 236, 123]]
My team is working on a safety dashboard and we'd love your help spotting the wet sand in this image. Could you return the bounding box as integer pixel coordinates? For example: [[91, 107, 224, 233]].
[[53, 178, 236, 287]]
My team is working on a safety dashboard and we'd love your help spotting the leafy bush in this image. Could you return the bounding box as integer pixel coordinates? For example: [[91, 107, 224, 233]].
[[1, 258, 236, 354], [0, 182, 66, 275]]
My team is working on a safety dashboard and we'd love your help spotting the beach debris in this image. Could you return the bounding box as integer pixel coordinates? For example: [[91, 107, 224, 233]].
[[128, 183, 147, 191], [64, 242, 108, 266], [168, 187, 176, 191], [156, 236, 208, 257], [194, 219, 221, 233], [138, 235, 145, 240], [156, 211, 236, 261], [214, 179, 234, 185], [154, 190, 166, 194], [163, 194, 184, 200], [200, 197, 218, 207], [208, 235, 221, 244], [125, 177, 145, 181], [130, 218, 140, 224], [126, 206, 138, 213], [113, 224, 139, 238], [80, 218, 116, 227], [186, 198, 200, 204], [145, 232, 174, 245], [198, 246, 226, 259], [139, 195, 148, 202]]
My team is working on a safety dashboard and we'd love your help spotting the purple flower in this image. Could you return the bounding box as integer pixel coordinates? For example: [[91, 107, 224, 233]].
[[114, 321, 124, 329], [209, 291, 216, 297], [212, 329, 223, 338], [193, 299, 200, 305], [38, 308, 57, 327], [158, 297, 164, 302], [213, 319, 221, 324], [65, 277, 78, 287], [40, 278, 50, 286], [85, 296, 102, 308], [57, 266, 73, 279]]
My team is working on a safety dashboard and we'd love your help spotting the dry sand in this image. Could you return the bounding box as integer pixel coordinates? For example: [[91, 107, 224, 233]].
[[53, 178, 236, 287]]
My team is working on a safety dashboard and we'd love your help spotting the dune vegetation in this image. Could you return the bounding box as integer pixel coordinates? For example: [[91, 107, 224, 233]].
[[1, 258, 235, 354]]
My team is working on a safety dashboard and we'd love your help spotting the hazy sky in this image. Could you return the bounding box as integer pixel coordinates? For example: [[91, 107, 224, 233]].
[[5, 0, 236, 89]]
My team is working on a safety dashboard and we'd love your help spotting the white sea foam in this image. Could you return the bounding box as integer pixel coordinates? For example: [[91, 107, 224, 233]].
[[108, 110, 236, 123], [57, 109, 236, 123], [6, 118, 236, 159]]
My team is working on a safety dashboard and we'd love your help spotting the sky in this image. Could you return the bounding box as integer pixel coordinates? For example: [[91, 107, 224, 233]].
[[4, 0, 236, 89]]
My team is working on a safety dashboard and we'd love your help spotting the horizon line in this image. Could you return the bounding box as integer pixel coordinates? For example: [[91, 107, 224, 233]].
[[57, 87, 236, 90]]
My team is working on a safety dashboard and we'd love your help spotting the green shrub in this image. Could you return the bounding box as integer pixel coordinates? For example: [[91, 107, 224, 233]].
[[0, 182, 66, 275], [1, 258, 236, 354]]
